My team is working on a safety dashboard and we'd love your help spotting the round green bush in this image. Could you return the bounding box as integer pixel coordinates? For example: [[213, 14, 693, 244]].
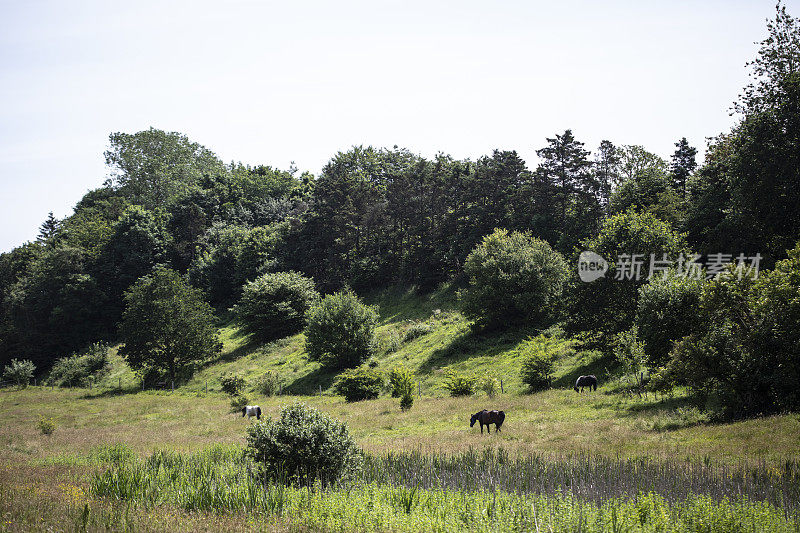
[[442, 370, 476, 397], [233, 271, 319, 342], [245, 402, 362, 486], [220, 373, 245, 396], [305, 290, 378, 370], [460, 229, 569, 330], [333, 367, 384, 402]]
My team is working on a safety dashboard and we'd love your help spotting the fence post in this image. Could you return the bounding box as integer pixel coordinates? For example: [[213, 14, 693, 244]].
[[500, 379, 504, 394], [142, 379, 145, 392], [171, 381, 174, 392], [318, 385, 322, 396], [205, 381, 208, 394]]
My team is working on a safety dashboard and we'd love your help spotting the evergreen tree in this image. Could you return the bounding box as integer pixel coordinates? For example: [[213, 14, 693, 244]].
[[670, 137, 698, 197], [37, 212, 60, 245]]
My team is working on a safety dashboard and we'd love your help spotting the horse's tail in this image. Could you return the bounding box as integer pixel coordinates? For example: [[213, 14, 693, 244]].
[[497, 411, 505, 427]]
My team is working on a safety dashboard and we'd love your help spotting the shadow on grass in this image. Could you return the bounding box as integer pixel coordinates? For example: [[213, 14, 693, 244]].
[[80, 386, 142, 399], [364, 283, 460, 325], [552, 352, 617, 389], [284, 366, 338, 395], [417, 326, 535, 374], [198, 336, 262, 370]]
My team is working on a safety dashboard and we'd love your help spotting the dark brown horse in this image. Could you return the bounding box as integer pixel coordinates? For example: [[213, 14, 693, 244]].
[[470, 410, 505, 434]]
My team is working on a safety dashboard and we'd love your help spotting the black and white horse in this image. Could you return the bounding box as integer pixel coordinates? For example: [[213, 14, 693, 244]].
[[574, 375, 598, 392], [242, 405, 261, 420]]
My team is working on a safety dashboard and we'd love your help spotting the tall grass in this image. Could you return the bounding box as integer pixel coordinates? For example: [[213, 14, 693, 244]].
[[90, 446, 800, 532]]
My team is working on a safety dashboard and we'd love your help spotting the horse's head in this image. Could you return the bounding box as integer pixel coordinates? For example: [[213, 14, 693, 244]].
[[470, 412, 479, 427], [573, 385, 580, 393]]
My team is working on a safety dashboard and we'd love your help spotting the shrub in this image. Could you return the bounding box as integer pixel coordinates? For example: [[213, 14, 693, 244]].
[[388, 365, 415, 398], [229, 395, 250, 413], [442, 370, 476, 396], [233, 271, 319, 342], [305, 290, 378, 370], [635, 273, 704, 368], [257, 371, 281, 396], [614, 326, 648, 392], [2, 359, 35, 388], [333, 367, 384, 402], [220, 374, 246, 396], [460, 229, 570, 330], [480, 375, 500, 398], [245, 402, 362, 486], [37, 416, 56, 435], [520, 350, 554, 392], [403, 322, 432, 342], [48, 343, 110, 387], [400, 391, 414, 411]]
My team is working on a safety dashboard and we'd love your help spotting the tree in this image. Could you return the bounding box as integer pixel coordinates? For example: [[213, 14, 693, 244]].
[[37, 212, 60, 245], [609, 167, 683, 227], [595, 140, 622, 209], [535, 130, 599, 249], [95, 206, 170, 326], [105, 128, 225, 209], [460, 229, 570, 330], [670, 137, 698, 197], [618, 145, 667, 183], [305, 290, 378, 370], [119, 266, 221, 383], [233, 271, 319, 342], [568, 211, 691, 341], [635, 273, 705, 369]]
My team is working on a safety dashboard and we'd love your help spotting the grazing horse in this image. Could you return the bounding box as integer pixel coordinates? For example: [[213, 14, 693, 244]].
[[574, 375, 598, 393], [242, 405, 261, 420], [470, 410, 505, 434]]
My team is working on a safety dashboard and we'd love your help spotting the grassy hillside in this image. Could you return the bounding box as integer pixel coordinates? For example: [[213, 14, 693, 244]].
[[107, 284, 611, 399]]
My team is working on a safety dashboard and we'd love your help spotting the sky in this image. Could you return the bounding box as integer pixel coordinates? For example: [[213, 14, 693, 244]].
[[0, 0, 796, 252]]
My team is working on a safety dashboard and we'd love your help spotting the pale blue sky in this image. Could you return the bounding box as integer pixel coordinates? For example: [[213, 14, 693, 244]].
[[1, 0, 795, 252]]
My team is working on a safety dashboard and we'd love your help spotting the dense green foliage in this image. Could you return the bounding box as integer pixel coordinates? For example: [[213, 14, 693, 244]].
[[460, 229, 569, 330], [305, 290, 378, 370], [635, 273, 704, 368], [669, 247, 800, 417], [2, 358, 35, 387], [333, 366, 385, 402], [47, 342, 110, 387], [119, 267, 221, 383], [388, 365, 415, 398], [232, 271, 319, 342], [568, 211, 690, 341], [245, 403, 362, 486]]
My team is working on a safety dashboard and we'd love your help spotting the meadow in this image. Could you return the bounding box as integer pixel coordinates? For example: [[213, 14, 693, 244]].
[[2, 288, 800, 531]]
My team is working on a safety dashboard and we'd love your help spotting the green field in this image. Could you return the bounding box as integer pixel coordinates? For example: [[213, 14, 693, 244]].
[[2, 288, 800, 531]]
